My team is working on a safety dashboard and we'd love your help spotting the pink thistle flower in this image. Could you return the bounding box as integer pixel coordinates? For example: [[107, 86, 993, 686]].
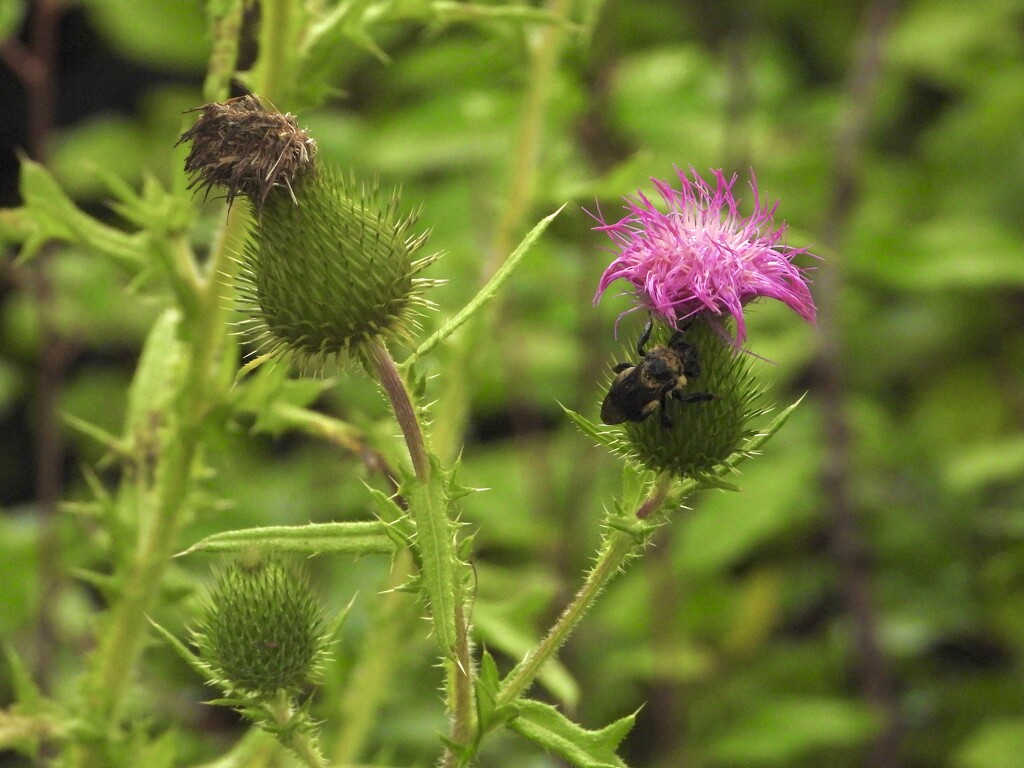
[[593, 167, 817, 345]]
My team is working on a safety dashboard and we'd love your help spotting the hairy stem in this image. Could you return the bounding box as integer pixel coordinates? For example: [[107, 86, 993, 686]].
[[365, 340, 475, 763], [268, 692, 326, 768], [71, 210, 247, 767], [367, 340, 429, 481], [497, 529, 635, 707], [496, 477, 671, 708], [444, 597, 475, 767]]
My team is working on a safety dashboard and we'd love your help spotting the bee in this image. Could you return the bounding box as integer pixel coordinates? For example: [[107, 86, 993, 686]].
[[601, 320, 715, 428]]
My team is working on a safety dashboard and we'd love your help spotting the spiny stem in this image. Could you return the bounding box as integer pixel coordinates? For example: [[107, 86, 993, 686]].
[[444, 597, 475, 768], [364, 339, 474, 763], [495, 477, 672, 708], [72, 208, 247, 768], [366, 340, 429, 481], [497, 530, 635, 707], [268, 692, 326, 768]]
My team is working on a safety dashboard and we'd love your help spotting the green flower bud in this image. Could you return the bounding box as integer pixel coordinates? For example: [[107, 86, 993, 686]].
[[178, 95, 440, 369], [193, 557, 329, 698], [237, 170, 440, 368], [603, 317, 764, 481]]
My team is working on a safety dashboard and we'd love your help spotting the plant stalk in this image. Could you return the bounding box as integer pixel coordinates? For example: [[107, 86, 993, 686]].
[[268, 692, 326, 768], [71, 210, 246, 767], [365, 340, 475, 763], [366, 340, 430, 481], [494, 475, 673, 710]]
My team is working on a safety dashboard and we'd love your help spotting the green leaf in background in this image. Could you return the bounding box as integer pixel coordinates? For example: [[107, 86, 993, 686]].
[[178, 522, 398, 557], [706, 696, 880, 764], [125, 308, 185, 440], [0, 0, 25, 40], [13, 159, 147, 267], [509, 699, 636, 768], [402, 206, 564, 370], [230, 363, 334, 437], [79, 0, 208, 71], [956, 719, 1024, 768]]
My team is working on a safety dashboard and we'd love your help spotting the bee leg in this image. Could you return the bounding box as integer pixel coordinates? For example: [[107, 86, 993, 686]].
[[675, 392, 716, 403], [659, 395, 674, 429], [612, 361, 633, 373], [681, 344, 701, 379], [636, 317, 654, 356]]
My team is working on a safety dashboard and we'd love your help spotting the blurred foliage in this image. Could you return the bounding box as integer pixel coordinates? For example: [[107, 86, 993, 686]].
[[2, 0, 1024, 766]]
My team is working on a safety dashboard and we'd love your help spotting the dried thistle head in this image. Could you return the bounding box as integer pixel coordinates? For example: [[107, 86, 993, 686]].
[[177, 94, 317, 211]]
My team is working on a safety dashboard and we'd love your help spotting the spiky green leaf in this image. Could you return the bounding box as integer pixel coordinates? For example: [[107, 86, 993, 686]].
[[402, 206, 564, 370], [13, 158, 146, 267], [509, 699, 636, 768], [405, 455, 462, 658], [178, 522, 397, 557], [147, 618, 214, 683]]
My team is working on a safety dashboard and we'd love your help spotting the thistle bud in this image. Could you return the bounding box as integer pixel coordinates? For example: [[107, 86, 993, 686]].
[[607, 317, 763, 480], [178, 96, 440, 369], [237, 170, 439, 368], [193, 557, 329, 697]]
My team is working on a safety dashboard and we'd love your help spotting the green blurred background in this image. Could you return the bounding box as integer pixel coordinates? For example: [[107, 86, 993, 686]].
[[2, 0, 1024, 766]]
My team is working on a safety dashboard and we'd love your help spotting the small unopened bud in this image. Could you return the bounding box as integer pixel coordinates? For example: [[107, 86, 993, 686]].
[[193, 557, 329, 697]]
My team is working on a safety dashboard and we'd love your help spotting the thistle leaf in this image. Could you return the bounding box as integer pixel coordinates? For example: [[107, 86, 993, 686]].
[[402, 205, 564, 370], [405, 455, 462, 658], [13, 157, 146, 267], [3, 644, 43, 711], [509, 699, 636, 768], [561, 405, 623, 453], [147, 618, 214, 683], [178, 522, 397, 557], [125, 308, 186, 440]]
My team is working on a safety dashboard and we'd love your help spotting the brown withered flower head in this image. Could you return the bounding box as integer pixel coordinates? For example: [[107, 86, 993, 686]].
[[176, 94, 317, 212]]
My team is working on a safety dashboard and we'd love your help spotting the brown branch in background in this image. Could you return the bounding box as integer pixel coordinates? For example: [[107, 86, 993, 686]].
[[4, 0, 70, 693], [817, 1, 903, 767]]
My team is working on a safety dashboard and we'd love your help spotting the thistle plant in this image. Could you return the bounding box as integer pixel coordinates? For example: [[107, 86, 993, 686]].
[[0, 5, 821, 767], [593, 167, 817, 346]]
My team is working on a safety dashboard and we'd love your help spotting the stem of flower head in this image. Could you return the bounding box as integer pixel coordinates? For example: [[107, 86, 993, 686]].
[[267, 692, 326, 768], [636, 472, 672, 520], [366, 340, 430, 482], [70, 208, 247, 768], [444, 597, 475, 768], [495, 479, 671, 708], [364, 340, 475, 764]]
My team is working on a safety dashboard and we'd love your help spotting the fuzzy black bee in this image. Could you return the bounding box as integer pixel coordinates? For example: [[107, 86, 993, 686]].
[[601, 320, 715, 428]]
